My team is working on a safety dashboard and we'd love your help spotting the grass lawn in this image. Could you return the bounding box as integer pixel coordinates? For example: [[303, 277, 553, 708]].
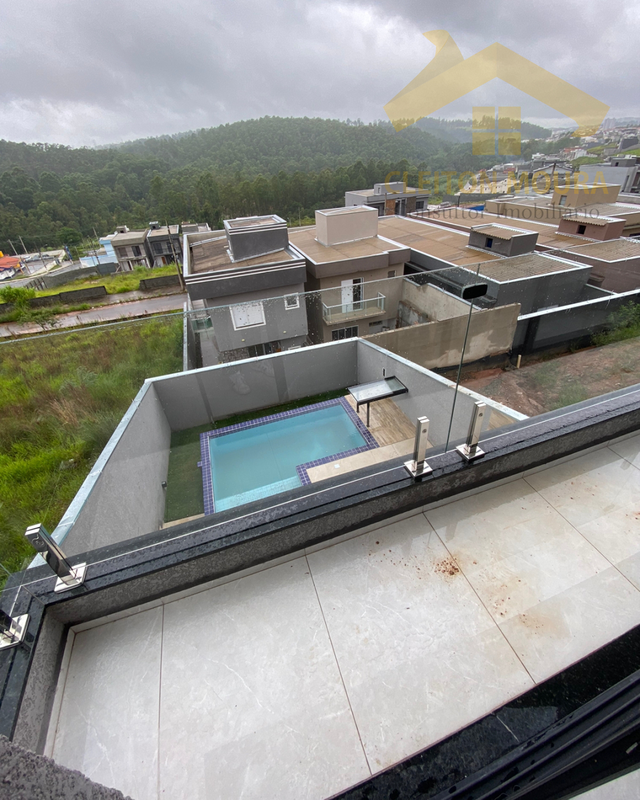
[[0, 317, 183, 579], [35, 264, 180, 298], [164, 388, 348, 523]]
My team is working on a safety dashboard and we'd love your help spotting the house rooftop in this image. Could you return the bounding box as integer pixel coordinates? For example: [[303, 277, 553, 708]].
[[224, 214, 285, 230], [417, 209, 594, 249], [347, 186, 427, 197], [472, 224, 533, 240], [476, 252, 584, 282], [147, 225, 180, 239], [563, 238, 640, 261], [111, 229, 147, 245], [288, 227, 407, 264], [377, 216, 501, 266], [564, 213, 623, 227], [189, 235, 297, 274]]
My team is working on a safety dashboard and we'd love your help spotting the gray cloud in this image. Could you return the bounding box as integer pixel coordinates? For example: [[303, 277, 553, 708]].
[[0, 0, 637, 145]]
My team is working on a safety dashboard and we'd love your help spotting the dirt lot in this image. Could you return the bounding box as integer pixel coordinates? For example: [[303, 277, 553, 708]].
[[462, 338, 640, 417]]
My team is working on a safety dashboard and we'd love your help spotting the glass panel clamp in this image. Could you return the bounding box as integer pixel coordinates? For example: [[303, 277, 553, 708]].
[[404, 416, 432, 479], [25, 523, 87, 592], [456, 402, 486, 462]]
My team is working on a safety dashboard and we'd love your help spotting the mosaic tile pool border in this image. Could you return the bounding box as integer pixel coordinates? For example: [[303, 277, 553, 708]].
[[199, 396, 379, 515]]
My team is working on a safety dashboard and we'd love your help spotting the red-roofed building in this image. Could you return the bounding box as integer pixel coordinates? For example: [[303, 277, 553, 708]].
[[0, 254, 22, 278]]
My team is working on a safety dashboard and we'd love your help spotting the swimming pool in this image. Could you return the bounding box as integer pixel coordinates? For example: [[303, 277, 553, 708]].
[[200, 398, 377, 513]]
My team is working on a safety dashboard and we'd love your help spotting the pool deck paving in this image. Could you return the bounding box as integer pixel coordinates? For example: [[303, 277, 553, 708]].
[[46, 431, 640, 800]]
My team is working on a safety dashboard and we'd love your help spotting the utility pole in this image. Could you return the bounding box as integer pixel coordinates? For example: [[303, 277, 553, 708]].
[[166, 220, 185, 291], [8, 240, 18, 257], [19, 236, 28, 255]]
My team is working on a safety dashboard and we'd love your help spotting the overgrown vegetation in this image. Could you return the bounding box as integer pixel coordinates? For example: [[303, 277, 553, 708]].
[[592, 302, 640, 346], [164, 388, 348, 523], [0, 285, 58, 329], [0, 317, 183, 576]]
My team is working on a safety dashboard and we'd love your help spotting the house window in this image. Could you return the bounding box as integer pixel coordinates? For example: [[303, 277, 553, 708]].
[[284, 294, 299, 309], [152, 242, 164, 254], [332, 326, 358, 340], [247, 341, 281, 357], [485, 237, 494, 249], [387, 270, 396, 279], [230, 302, 266, 330], [416, 200, 424, 211], [558, 195, 567, 206], [132, 245, 142, 257], [577, 224, 587, 235]]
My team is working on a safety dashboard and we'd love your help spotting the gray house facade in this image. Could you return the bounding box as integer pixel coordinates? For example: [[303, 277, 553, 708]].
[[183, 215, 309, 360], [147, 222, 182, 267]]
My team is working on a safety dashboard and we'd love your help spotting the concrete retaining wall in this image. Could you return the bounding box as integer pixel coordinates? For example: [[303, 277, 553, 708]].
[[365, 304, 520, 371], [139, 274, 182, 291], [25, 264, 118, 291]]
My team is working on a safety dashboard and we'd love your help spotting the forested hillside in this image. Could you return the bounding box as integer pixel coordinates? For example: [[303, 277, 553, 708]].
[[0, 116, 547, 253]]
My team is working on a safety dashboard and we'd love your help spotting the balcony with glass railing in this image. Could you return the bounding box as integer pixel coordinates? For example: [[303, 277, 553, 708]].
[[322, 292, 385, 324]]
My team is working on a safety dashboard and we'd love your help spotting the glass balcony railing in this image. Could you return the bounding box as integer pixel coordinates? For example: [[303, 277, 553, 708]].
[[322, 292, 385, 324]]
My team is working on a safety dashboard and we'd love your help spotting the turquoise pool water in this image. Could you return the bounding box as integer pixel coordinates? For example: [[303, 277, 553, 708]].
[[209, 404, 366, 511]]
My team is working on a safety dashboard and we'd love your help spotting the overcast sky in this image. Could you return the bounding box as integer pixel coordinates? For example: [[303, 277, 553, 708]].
[[0, 0, 638, 146]]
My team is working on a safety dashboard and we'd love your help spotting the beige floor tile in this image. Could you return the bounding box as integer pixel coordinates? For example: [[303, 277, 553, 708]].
[[609, 432, 640, 468], [52, 608, 163, 800], [499, 567, 640, 683], [617, 550, 640, 592], [425, 478, 611, 623], [307, 516, 533, 771], [425, 478, 571, 569], [159, 558, 369, 800], [524, 447, 640, 529]]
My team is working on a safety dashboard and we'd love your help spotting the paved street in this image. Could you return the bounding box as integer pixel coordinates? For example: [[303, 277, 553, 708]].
[[0, 292, 187, 337]]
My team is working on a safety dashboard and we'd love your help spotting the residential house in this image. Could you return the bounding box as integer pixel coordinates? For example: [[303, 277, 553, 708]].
[[376, 215, 594, 315], [146, 222, 182, 267], [581, 156, 640, 195], [345, 182, 430, 216], [182, 214, 308, 361], [0, 253, 21, 280], [484, 183, 640, 236], [289, 206, 410, 341], [554, 237, 640, 292], [181, 222, 211, 234], [111, 226, 151, 270]]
